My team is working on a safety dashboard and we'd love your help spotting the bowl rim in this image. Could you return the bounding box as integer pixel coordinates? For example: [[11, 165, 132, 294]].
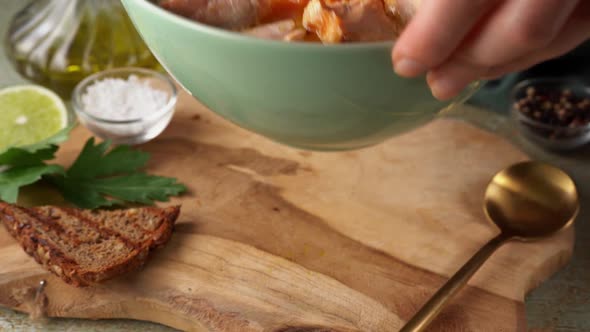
[[510, 77, 590, 131], [72, 67, 178, 125], [124, 0, 396, 49]]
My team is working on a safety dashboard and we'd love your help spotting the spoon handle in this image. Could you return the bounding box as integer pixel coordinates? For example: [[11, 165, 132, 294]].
[[399, 233, 510, 332]]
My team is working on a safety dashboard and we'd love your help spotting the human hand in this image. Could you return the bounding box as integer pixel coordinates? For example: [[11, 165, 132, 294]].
[[392, 0, 590, 100]]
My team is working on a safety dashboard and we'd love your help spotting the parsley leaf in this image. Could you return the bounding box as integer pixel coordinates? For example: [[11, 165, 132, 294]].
[[0, 125, 73, 167], [50, 139, 186, 209], [16, 125, 74, 153], [0, 146, 58, 167], [0, 127, 186, 209], [52, 173, 186, 209], [0, 165, 64, 203], [0, 126, 72, 202], [66, 138, 150, 179]]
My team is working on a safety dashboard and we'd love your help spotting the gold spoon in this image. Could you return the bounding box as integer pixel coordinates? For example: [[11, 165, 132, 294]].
[[400, 161, 579, 332]]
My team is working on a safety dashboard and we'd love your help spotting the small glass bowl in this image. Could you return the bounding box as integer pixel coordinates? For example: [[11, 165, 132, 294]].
[[72, 67, 177, 145], [510, 78, 590, 151]]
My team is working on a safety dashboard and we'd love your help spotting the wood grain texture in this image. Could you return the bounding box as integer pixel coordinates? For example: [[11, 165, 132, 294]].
[[0, 91, 574, 331]]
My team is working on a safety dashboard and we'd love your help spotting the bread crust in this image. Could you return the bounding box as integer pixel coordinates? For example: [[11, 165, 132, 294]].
[[0, 202, 180, 287]]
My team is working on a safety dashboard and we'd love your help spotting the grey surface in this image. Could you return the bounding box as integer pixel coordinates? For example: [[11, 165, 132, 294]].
[[0, 1, 589, 331], [453, 109, 590, 332]]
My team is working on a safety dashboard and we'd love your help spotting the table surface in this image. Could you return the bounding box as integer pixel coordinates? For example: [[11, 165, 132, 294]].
[[0, 2, 589, 331]]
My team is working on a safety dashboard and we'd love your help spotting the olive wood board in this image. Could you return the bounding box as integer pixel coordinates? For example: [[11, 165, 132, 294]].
[[0, 91, 574, 331]]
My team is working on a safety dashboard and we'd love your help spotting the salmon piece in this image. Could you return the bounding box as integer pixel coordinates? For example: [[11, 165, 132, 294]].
[[159, 0, 309, 30], [243, 20, 308, 41], [260, 0, 310, 23], [302, 0, 399, 43], [382, 0, 421, 29], [160, 0, 265, 29]]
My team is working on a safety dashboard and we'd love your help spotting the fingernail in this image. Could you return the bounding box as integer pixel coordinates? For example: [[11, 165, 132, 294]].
[[429, 76, 461, 101], [394, 58, 427, 77]]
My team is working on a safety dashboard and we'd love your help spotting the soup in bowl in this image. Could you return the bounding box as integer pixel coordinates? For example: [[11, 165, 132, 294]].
[[121, 0, 480, 150]]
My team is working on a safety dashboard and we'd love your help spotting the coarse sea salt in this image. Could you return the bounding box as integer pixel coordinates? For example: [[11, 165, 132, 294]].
[[81, 75, 169, 121]]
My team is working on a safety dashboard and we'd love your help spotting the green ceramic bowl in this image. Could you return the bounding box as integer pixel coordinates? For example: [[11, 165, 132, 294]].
[[121, 0, 480, 151]]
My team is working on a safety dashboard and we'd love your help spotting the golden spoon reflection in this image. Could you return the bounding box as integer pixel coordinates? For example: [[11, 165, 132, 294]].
[[400, 161, 579, 332]]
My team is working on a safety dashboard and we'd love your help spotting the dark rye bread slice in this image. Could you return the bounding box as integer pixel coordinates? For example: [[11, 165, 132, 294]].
[[0, 202, 180, 287]]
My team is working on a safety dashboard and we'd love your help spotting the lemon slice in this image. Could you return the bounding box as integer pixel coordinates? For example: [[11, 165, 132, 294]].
[[0, 85, 68, 151]]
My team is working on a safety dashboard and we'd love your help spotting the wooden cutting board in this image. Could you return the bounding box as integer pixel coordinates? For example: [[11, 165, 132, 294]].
[[0, 91, 574, 332]]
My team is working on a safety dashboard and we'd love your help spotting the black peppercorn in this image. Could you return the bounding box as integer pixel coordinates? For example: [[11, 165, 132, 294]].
[[515, 86, 590, 140]]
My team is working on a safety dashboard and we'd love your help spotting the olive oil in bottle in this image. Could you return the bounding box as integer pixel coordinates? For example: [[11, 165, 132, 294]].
[[5, 0, 160, 99]]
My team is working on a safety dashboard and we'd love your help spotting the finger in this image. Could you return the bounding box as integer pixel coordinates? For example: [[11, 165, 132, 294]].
[[458, 0, 579, 68], [426, 61, 481, 100], [487, 0, 590, 77], [484, 14, 590, 78], [391, 0, 498, 77], [427, 0, 586, 100]]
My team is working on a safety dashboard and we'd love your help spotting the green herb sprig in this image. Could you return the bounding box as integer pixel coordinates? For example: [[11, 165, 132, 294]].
[[0, 128, 186, 209]]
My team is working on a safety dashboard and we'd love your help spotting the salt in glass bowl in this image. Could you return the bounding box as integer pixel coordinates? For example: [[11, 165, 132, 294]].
[[72, 67, 178, 145], [510, 78, 590, 152]]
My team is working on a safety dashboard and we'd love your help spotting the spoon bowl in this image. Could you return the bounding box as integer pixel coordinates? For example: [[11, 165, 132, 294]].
[[401, 161, 579, 332], [484, 161, 579, 239]]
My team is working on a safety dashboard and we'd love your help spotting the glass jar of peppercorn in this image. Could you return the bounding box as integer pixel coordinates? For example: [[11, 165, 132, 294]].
[[511, 78, 590, 151]]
